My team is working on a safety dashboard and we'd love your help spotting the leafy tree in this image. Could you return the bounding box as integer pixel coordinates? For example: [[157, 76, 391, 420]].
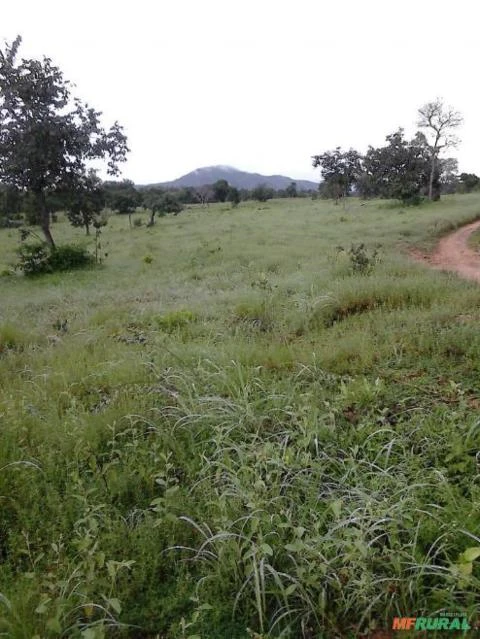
[[252, 183, 274, 202], [439, 158, 459, 194], [142, 187, 164, 210], [285, 181, 297, 198], [212, 179, 230, 203], [0, 184, 21, 226], [360, 130, 430, 204], [145, 191, 183, 226], [227, 186, 240, 207], [0, 36, 128, 247], [418, 98, 463, 200], [104, 180, 139, 227], [312, 147, 362, 203], [66, 171, 105, 235], [458, 172, 480, 193], [176, 186, 197, 204]]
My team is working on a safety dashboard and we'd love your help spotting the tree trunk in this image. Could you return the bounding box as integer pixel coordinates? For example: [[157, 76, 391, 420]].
[[85, 223, 90, 236], [147, 211, 155, 227], [36, 191, 55, 248], [428, 154, 436, 200]]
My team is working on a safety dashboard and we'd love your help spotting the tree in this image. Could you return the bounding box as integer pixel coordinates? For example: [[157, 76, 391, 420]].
[[439, 158, 459, 194], [360, 130, 430, 204], [418, 98, 463, 201], [176, 186, 197, 204], [312, 147, 362, 204], [0, 184, 21, 226], [145, 191, 183, 226], [66, 171, 105, 235], [212, 179, 230, 203], [458, 172, 480, 193], [104, 180, 139, 227], [252, 183, 274, 202], [227, 186, 240, 207], [195, 185, 214, 207], [286, 181, 297, 198], [0, 36, 128, 247]]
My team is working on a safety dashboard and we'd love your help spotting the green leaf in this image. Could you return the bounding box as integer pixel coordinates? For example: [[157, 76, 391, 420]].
[[285, 541, 304, 553], [260, 543, 273, 556], [34, 597, 51, 614], [284, 583, 297, 596], [458, 562, 473, 576], [331, 499, 342, 518], [46, 617, 62, 633], [105, 597, 122, 614], [462, 547, 480, 562]]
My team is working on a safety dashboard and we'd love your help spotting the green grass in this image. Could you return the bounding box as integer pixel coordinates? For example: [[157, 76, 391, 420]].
[[1, 195, 480, 637]]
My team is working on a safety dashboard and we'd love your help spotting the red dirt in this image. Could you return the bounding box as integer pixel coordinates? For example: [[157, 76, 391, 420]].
[[411, 219, 480, 282]]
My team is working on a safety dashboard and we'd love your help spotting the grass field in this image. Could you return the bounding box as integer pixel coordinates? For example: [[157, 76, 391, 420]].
[[1, 194, 480, 638]]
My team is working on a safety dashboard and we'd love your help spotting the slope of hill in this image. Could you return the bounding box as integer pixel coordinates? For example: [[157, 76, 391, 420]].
[[145, 165, 318, 191]]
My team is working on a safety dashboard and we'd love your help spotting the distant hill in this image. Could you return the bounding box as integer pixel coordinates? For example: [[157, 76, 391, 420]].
[[143, 166, 318, 191]]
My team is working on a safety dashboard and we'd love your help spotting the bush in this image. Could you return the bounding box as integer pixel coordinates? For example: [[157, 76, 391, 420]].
[[48, 244, 94, 271], [336, 243, 381, 275], [16, 242, 94, 276], [155, 310, 197, 332]]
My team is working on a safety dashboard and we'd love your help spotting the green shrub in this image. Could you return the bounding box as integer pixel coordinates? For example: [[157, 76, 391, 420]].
[[0, 323, 29, 353], [336, 243, 381, 275], [16, 243, 94, 276], [155, 310, 197, 332], [15, 242, 51, 275], [48, 244, 94, 271]]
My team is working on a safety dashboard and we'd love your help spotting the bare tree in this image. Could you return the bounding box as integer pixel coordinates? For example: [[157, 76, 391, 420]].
[[418, 98, 463, 200]]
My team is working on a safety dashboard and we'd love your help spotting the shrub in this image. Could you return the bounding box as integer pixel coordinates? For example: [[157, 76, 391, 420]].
[[155, 310, 197, 332], [16, 242, 94, 276], [0, 323, 29, 353], [48, 244, 94, 271], [15, 242, 51, 275], [336, 243, 381, 275], [133, 217, 143, 227]]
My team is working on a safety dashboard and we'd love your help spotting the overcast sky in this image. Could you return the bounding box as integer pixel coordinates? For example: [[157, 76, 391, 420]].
[[2, 0, 479, 184]]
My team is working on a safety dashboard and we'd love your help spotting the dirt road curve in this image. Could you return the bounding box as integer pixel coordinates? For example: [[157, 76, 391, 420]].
[[412, 219, 480, 283]]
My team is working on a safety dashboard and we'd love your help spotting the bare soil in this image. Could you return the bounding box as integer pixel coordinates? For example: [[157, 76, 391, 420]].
[[411, 219, 480, 282]]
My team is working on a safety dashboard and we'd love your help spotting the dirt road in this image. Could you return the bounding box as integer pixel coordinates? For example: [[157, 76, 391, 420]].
[[412, 219, 480, 283]]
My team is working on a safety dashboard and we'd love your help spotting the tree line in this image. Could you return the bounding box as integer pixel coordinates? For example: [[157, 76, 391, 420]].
[[312, 99, 471, 205], [1, 36, 478, 252], [0, 177, 309, 235]]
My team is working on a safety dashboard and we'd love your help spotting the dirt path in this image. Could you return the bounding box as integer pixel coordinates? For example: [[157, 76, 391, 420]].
[[412, 219, 480, 283]]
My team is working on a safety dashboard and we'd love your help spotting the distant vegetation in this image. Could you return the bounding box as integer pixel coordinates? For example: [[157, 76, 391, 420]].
[[313, 98, 465, 205]]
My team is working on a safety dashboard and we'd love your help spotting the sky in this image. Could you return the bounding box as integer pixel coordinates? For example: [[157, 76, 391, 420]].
[[2, 0, 480, 184]]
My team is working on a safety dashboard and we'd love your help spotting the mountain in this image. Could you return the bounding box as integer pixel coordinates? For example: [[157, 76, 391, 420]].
[[144, 166, 317, 191]]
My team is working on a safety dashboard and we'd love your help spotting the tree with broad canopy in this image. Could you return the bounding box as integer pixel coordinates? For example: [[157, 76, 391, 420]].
[[0, 36, 129, 247]]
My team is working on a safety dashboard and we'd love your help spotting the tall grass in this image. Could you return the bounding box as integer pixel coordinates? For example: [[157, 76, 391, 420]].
[[1, 195, 480, 637]]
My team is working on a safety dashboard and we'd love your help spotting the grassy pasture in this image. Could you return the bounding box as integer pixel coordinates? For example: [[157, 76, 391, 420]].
[[1, 194, 480, 637]]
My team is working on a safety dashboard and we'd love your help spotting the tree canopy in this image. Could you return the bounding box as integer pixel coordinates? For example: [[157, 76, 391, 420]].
[[0, 36, 129, 246], [313, 99, 463, 205], [312, 148, 362, 203]]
